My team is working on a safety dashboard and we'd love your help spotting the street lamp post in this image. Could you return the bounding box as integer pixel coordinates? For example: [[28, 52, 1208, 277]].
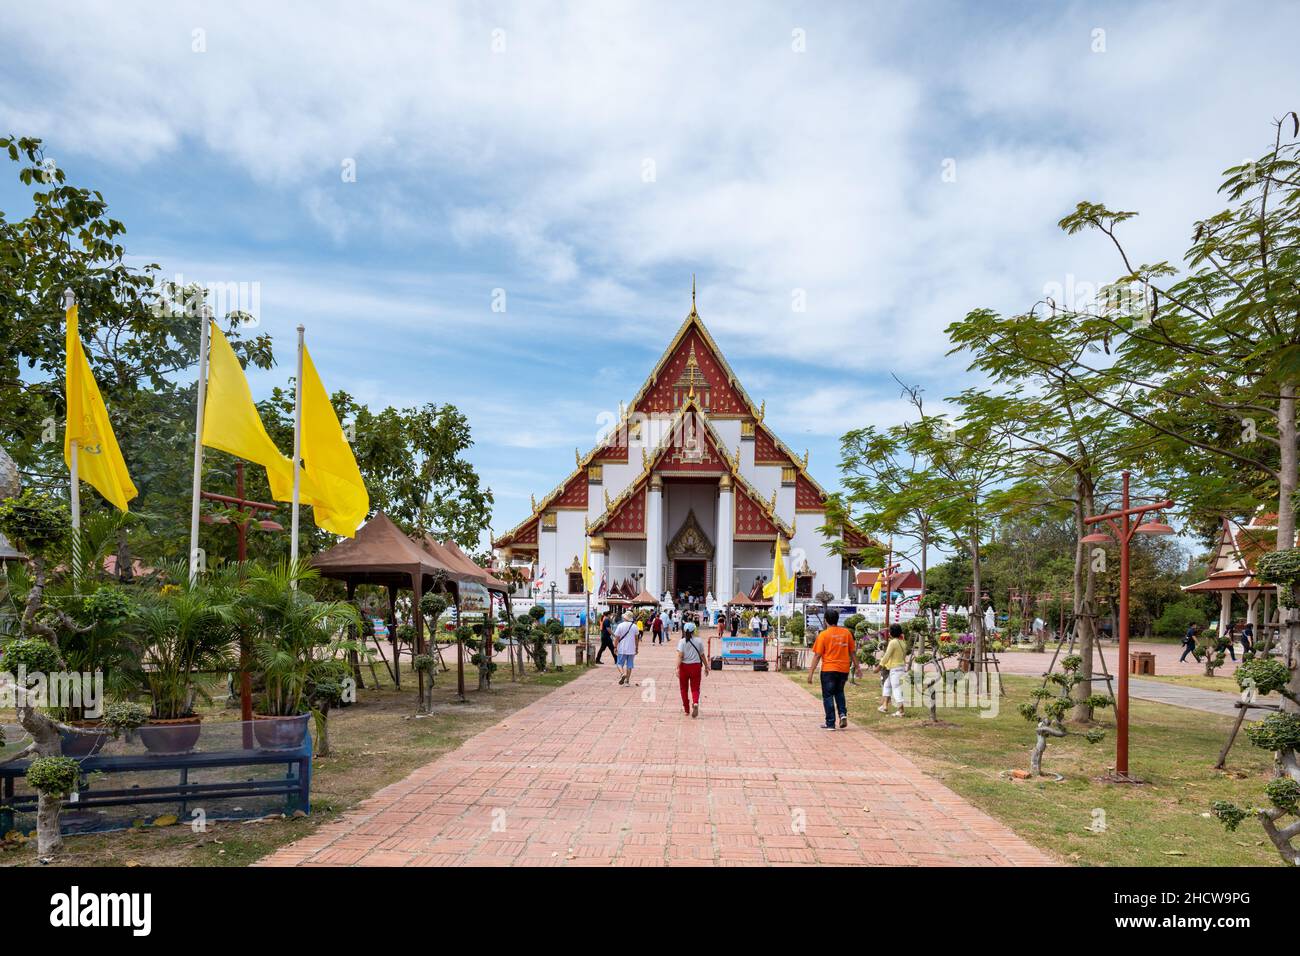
[[548, 581, 560, 667], [1081, 470, 1174, 780]]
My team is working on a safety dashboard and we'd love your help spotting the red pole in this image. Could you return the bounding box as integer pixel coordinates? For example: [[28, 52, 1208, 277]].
[[235, 462, 254, 744], [1117, 471, 1131, 777]]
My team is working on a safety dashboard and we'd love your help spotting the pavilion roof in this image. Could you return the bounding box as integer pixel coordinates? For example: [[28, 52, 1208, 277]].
[[312, 511, 456, 586]]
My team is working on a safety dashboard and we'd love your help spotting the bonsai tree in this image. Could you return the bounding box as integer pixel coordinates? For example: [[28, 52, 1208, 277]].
[[911, 639, 962, 722], [1209, 549, 1300, 864], [306, 657, 353, 757], [415, 591, 449, 712], [1018, 655, 1110, 777], [462, 622, 504, 691], [0, 491, 78, 856], [1191, 626, 1228, 677], [543, 619, 565, 671]]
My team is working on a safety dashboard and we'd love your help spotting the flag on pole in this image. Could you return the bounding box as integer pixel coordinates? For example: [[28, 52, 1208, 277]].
[[762, 535, 794, 599], [297, 343, 368, 538], [200, 321, 296, 497], [64, 303, 137, 511], [581, 541, 594, 593], [869, 573, 882, 604]]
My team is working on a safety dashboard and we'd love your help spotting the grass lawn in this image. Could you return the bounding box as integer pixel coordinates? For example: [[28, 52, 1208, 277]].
[[1, 658, 583, 867], [1138, 672, 1245, 694], [789, 672, 1283, 866]]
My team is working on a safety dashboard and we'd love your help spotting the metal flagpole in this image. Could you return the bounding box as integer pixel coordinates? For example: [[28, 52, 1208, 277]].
[[290, 325, 304, 588], [188, 307, 212, 585], [64, 290, 83, 587]]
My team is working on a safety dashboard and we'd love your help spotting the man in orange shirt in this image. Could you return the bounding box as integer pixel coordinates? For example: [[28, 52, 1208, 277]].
[[807, 609, 860, 729]]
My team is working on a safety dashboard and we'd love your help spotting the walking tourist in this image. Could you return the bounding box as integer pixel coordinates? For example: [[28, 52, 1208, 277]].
[[807, 608, 858, 729], [1179, 623, 1199, 662], [615, 611, 639, 685], [596, 610, 616, 663], [730, 612, 740, 637], [1241, 622, 1254, 654], [759, 614, 770, 641], [677, 623, 707, 717], [877, 623, 908, 717]]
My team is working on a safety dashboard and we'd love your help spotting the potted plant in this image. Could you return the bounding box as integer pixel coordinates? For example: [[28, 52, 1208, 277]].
[[132, 577, 233, 754], [235, 562, 360, 750]]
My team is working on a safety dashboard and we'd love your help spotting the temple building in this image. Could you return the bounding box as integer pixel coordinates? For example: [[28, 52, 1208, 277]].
[[492, 289, 875, 608]]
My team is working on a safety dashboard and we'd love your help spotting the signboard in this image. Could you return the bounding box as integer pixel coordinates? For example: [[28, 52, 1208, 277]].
[[457, 582, 490, 614], [803, 604, 857, 638], [720, 635, 764, 660]]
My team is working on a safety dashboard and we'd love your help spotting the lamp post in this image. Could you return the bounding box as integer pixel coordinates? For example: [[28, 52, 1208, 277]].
[[548, 581, 560, 667], [1080, 470, 1174, 780]]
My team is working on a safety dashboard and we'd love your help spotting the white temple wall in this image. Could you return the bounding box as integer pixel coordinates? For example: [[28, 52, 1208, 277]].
[[791, 515, 845, 600]]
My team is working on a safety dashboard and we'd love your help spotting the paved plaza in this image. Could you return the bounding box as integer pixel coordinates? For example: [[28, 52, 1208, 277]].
[[261, 634, 1052, 867]]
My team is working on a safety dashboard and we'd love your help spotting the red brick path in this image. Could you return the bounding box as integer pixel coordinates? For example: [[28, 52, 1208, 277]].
[[259, 637, 1053, 867]]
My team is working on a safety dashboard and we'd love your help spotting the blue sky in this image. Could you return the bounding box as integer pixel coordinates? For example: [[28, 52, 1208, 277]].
[[2, 0, 1296, 548]]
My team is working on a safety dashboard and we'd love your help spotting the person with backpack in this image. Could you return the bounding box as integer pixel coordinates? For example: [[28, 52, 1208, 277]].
[[614, 611, 639, 685], [677, 619, 707, 717]]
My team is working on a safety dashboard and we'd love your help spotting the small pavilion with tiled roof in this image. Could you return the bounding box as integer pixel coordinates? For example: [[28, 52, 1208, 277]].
[[1182, 512, 1291, 638]]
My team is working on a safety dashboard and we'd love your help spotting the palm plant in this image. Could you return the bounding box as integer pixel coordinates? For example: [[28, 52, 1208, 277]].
[[229, 561, 360, 719], [133, 570, 235, 720]]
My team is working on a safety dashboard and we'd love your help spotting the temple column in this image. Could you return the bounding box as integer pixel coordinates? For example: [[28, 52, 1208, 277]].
[[1246, 591, 1259, 628], [590, 535, 607, 602], [1218, 590, 1232, 636], [715, 473, 734, 603], [645, 475, 664, 598]]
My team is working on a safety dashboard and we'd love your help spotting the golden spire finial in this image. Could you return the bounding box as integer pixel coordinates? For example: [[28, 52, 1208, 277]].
[[641, 446, 649, 469], [803, 449, 809, 469], [604, 489, 611, 510], [770, 489, 777, 512], [691, 274, 696, 314], [575, 447, 582, 467], [758, 400, 766, 423], [531, 495, 537, 513]]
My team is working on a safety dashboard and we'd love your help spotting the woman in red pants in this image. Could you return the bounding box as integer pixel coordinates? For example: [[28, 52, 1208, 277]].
[[676, 625, 707, 717]]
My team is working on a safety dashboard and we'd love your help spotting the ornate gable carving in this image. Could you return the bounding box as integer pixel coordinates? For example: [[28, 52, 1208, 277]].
[[667, 509, 715, 559]]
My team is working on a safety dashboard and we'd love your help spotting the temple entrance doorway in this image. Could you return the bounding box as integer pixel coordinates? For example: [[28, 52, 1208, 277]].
[[673, 559, 708, 601]]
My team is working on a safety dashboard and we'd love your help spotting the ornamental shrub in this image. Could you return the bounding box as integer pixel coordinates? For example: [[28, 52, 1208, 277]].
[[26, 755, 81, 796], [1245, 712, 1300, 752]]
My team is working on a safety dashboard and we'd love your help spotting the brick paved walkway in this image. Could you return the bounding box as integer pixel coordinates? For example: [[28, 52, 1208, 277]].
[[260, 637, 1053, 867]]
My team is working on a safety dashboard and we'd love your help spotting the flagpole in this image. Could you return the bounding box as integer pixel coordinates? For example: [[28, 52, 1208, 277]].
[[63, 289, 83, 587], [188, 307, 211, 585], [290, 325, 304, 588]]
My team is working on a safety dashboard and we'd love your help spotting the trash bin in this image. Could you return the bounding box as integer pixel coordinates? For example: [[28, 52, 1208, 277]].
[[1128, 651, 1155, 675], [574, 643, 586, 665]]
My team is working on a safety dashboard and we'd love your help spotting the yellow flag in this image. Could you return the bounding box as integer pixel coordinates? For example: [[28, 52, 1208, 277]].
[[582, 541, 594, 593], [201, 322, 296, 499], [869, 575, 882, 603], [65, 304, 138, 511], [763, 535, 793, 599], [299, 344, 368, 537]]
